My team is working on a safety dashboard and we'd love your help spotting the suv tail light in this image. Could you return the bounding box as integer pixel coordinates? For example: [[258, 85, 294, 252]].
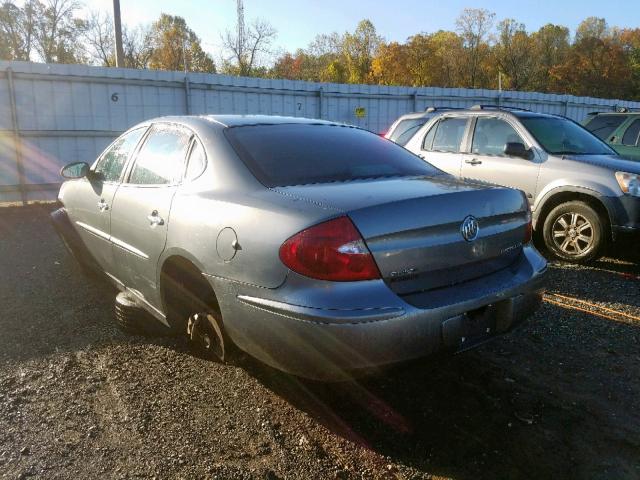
[[279, 216, 381, 282]]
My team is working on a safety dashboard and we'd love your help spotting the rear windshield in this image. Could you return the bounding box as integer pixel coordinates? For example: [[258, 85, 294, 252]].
[[584, 114, 627, 140], [520, 116, 616, 156], [389, 117, 430, 145], [225, 124, 441, 187]]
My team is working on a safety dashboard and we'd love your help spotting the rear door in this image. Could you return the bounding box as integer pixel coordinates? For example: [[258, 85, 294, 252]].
[[460, 116, 540, 200], [109, 123, 192, 308], [416, 116, 469, 176], [64, 127, 147, 272]]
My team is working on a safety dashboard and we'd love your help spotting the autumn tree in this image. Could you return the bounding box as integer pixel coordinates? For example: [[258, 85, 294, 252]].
[[1, 0, 82, 63], [342, 19, 383, 84], [34, 0, 85, 63], [456, 8, 495, 88], [370, 41, 409, 85], [81, 10, 151, 68], [550, 18, 630, 98], [529, 24, 570, 92], [147, 14, 215, 73], [494, 19, 533, 90], [222, 18, 276, 76], [620, 29, 640, 99]]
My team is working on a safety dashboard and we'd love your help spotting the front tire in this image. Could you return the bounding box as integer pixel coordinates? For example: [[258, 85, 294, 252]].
[[542, 201, 606, 263]]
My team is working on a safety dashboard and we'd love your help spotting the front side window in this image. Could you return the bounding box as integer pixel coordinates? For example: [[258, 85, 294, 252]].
[[94, 127, 146, 182], [472, 117, 524, 156], [622, 119, 640, 146], [520, 116, 616, 156], [128, 124, 191, 185], [584, 114, 627, 141], [431, 117, 468, 153], [390, 118, 430, 145]]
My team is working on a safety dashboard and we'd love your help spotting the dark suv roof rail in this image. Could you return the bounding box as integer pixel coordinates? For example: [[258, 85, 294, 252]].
[[469, 104, 531, 112], [587, 107, 637, 115], [425, 106, 464, 113]]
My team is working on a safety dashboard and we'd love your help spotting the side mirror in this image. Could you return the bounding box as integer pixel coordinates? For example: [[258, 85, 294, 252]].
[[60, 162, 89, 179], [504, 142, 532, 160]]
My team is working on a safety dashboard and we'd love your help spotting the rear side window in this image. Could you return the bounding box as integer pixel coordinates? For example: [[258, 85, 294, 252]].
[[185, 139, 206, 181], [389, 118, 429, 145], [225, 124, 441, 187], [128, 125, 191, 185], [472, 117, 524, 156], [585, 114, 627, 140], [431, 117, 467, 153], [94, 127, 146, 182], [622, 119, 640, 146]]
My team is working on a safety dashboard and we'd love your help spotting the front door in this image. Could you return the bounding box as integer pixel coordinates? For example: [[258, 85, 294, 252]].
[[64, 127, 147, 273], [109, 123, 192, 309], [461, 116, 540, 200]]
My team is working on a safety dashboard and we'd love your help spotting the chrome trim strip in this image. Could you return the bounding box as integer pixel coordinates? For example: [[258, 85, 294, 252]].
[[110, 236, 149, 259], [75, 221, 110, 241], [236, 295, 405, 325]]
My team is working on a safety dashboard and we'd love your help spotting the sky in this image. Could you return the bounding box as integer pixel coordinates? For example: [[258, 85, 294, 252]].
[[83, 0, 640, 61]]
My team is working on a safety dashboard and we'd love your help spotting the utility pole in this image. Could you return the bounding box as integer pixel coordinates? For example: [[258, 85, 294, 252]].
[[236, 0, 245, 73], [113, 0, 125, 67]]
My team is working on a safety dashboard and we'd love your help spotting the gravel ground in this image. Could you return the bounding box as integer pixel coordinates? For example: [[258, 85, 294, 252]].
[[1, 204, 639, 480]]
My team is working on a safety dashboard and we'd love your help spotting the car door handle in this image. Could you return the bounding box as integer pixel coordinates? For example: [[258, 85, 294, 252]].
[[465, 158, 483, 166], [147, 210, 164, 227], [97, 199, 109, 211]]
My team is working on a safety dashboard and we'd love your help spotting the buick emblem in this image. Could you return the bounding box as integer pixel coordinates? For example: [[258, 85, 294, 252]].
[[461, 215, 479, 242]]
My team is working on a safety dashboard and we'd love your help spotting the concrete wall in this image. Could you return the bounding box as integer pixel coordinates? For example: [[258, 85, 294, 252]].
[[2, 60, 640, 202]]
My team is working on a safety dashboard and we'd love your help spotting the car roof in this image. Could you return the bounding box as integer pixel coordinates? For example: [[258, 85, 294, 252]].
[[139, 114, 341, 130]]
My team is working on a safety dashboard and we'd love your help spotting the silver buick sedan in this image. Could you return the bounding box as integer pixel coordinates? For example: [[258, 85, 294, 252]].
[[52, 115, 547, 380]]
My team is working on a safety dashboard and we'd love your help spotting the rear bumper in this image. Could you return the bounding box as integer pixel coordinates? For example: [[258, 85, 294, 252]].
[[214, 246, 547, 380]]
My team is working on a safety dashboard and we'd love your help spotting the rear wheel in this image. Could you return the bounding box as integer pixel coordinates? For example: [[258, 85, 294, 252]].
[[542, 201, 605, 263]]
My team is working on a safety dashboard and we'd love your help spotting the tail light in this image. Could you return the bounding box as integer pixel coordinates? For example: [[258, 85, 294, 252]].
[[279, 216, 381, 282], [524, 213, 533, 244]]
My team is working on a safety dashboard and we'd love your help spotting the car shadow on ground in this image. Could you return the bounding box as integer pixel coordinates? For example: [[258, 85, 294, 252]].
[[241, 298, 640, 480]]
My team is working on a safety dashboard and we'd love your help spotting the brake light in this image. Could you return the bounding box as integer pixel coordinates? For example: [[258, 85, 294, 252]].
[[524, 213, 533, 244], [279, 216, 381, 282]]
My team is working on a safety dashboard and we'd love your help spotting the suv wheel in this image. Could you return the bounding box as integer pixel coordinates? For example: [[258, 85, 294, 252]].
[[542, 201, 605, 263]]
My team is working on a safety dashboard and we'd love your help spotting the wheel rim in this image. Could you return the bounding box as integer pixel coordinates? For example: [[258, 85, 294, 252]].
[[188, 313, 225, 361], [551, 212, 594, 256]]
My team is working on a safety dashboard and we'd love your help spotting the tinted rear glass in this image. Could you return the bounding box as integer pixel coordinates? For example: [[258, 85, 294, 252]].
[[389, 118, 429, 145], [225, 124, 441, 187], [584, 114, 627, 140]]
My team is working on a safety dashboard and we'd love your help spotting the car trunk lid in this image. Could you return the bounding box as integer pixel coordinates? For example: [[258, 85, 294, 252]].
[[273, 176, 530, 295]]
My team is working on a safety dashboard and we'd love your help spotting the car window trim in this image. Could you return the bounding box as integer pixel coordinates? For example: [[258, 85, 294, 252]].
[[122, 122, 195, 188], [183, 135, 208, 181], [90, 126, 149, 185], [421, 120, 438, 151]]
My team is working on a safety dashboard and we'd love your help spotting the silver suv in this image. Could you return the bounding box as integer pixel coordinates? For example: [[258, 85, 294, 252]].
[[403, 106, 640, 263]]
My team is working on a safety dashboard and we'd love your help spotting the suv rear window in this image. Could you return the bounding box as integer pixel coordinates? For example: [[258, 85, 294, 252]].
[[225, 124, 440, 187], [389, 118, 430, 145], [584, 114, 627, 140]]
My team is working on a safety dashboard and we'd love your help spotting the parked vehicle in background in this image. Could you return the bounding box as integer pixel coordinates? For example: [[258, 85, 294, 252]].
[[51, 115, 546, 380], [384, 107, 458, 145], [402, 105, 640, 264], [583, 110, 640, 161]]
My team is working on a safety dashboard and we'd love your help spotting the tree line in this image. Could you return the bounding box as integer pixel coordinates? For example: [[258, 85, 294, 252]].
[[2, 1, 639, 101]]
